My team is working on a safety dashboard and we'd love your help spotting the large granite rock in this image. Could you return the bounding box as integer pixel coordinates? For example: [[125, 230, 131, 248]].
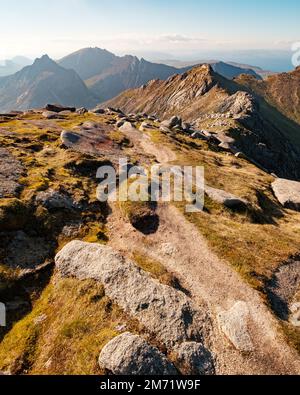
[[99, 333, 177, 375], [205, 186, 248, 209], [55, 241, 207, 346], [271, 178, 300, 211]]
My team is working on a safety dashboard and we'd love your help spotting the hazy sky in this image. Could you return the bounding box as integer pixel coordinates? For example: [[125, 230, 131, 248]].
[[1, 0, 299, 61]]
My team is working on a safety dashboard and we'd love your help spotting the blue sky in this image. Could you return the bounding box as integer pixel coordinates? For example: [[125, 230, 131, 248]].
[[1, 0, 299, 66]]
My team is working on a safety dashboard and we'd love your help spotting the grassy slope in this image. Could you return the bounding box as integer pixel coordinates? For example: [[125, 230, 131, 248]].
[[0, 276, 140, 375]]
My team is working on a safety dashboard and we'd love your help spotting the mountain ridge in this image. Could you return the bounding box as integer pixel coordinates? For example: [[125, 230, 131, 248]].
[[104, 64, 300, 180]]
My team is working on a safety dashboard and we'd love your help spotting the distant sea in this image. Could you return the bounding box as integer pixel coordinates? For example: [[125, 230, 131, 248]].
[[138, 49, 297, 73]]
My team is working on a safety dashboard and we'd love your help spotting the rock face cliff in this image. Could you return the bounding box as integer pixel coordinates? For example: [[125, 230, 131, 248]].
[[105, 65, 300, 180]]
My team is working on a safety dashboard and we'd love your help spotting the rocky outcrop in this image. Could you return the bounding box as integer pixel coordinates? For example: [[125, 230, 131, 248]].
[[217, 301, 254, 352], [271, 178, 300, 211], [217, 91, 256, 120], [55, 241, 207, 346], [99, 333, 177, 375], [174, 342, 215, 375]]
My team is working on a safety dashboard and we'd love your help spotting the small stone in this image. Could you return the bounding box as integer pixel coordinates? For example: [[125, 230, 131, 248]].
[[77, 107, 88, 115], [217, 301, 254, 352]]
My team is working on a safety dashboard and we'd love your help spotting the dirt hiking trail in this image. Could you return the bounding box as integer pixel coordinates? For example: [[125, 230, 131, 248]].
[[108, 123, 300, 374]]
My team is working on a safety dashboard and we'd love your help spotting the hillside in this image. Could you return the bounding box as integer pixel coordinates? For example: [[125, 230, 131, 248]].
[[105, 64, 300, 180], [0, 106, 299, 375], [0, 55, 97, 112], [236, 67, 300, 125]]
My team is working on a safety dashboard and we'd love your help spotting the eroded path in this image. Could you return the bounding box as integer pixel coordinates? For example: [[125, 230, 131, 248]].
[[108, 123, 300, 374]]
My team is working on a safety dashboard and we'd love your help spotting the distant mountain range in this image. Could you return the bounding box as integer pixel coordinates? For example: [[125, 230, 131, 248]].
[[0, 47, 268, 112], [0, 55, 97, 112]]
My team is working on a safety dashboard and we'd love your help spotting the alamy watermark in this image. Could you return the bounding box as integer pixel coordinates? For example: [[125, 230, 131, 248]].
[[96, 158, 204, 213], [0, 303, 6, 327], [292, 42, 300, 67]]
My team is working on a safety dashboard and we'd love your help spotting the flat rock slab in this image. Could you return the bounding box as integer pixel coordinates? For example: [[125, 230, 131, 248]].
[[272, 178, 300, 211], [61, 125, 115, 156], [217, 301, 254, 352], [45, 104, 75, 113], [55, 241, 207, 346], [205, 186, 248, 209], [0, 148, 24, 198], [99, 333, 177, 375]]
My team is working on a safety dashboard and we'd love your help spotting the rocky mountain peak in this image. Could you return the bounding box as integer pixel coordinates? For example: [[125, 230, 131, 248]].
[[33, 54, 55, 67]]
